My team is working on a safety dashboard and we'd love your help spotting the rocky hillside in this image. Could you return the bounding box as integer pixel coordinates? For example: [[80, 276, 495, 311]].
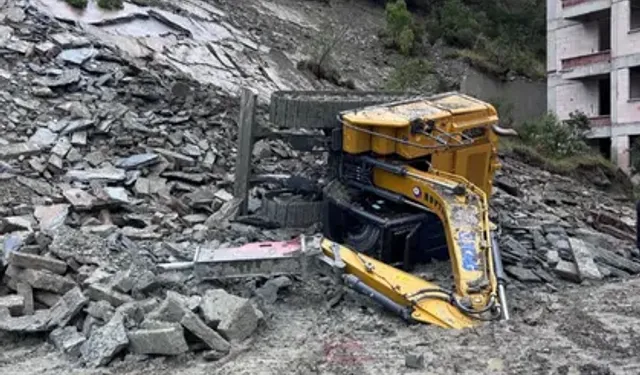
[[0, 1, 639, 374]]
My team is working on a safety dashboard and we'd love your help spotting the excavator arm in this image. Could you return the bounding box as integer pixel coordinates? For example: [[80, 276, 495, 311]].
[[319, 160, 509, 328]]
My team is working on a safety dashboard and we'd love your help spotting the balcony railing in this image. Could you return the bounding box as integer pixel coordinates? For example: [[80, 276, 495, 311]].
[[588, 115, 611, 127], [562, 0, 592, 7], [561, 50, 611, 70]]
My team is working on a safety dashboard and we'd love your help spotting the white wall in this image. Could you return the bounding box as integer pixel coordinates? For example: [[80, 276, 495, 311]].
[[556, 21, 601, 69], [613, 0, 640, 57], [615, 68, 640, 123], [554, 79, 600, 119]]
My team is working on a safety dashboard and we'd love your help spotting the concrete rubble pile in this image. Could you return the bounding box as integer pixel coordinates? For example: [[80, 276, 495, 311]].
[[0, 1, 321, 247], [491, 155, 640, 286], [0, 232, 263, 367]]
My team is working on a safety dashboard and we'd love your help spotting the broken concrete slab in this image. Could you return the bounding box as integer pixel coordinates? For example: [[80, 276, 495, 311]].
[[65, 168, 126, 183], [0, 294, 25, 315], [116, 153, 160, 170], [0, 307, 51, 332], [554, 260, 581, 283], [568, 237, 603, 281], [80, 313, 129, 368], [87, 300, 115, 323], [127, 322, 189, 355], [48, 286, 89, 328], [17, 268, 77, 294], [199, 289, 259, 342], [50, 326, 86, 357], [8, 252, 67, 274], [147, 293, 230, 352], [87, 283, 134, 307], [0, 142, 41, 159], [16, 282, 34, 315], [63, 188, 97, 210], [180, 309, 230, 353], [34, 204, 70, 232], [152, 148, 195, 167], [28, 128, 58, 148]]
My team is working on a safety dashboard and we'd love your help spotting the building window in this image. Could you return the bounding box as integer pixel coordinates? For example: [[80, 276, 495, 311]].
[[631, 66, 640, 100], [632, 0, 640, 31], [599, 77, 611, 115]]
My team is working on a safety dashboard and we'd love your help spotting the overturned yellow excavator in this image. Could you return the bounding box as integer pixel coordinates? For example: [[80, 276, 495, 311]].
[[318, 92, 517, 329]]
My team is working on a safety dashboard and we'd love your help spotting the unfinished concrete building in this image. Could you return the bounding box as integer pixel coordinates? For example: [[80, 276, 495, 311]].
[[547, 0, 640, 172]]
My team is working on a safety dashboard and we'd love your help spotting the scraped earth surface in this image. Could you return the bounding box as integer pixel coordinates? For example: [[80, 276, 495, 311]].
[[3, 277, 640, 374], [1, 0, 640, 374]]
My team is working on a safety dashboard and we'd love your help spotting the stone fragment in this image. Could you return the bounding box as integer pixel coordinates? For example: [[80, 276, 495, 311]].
[[28, 128, 58, 148], [18, 268, 77, 294], [16, 282, 34, 315], [255, 275, 292, 304], [199, 289, 260, 341], [34, 204, 70, 232], [8, 252, 67, 274], [63, 188, 97, 210], [116, 153, 159, 170], [405, 353, 424, 369], [48, 287, 89, 328], [546, 250, 560, 267], [147, 294, 230, 352], [36, 69, 81, 87], [34, 291, 61, 307], [51, 137, 72, 158], [57, 47, 97, 65], [127, 323, 189, 355], [87, 300, 115, 322], [87, 283, 134, 307], [0, 294, 24, 315], [568, 237, 602, 280], [111, 270, 134, 294], [592, 247, 640, 274], [0, 216, 33, 233], [180, 310, 230, 353], [214, 189, 234, 202], [51, 33, 90, 48], [80, 314, 129, 368], [61, 119, 94, 135], [50, 326, 86, 357], [65, 168, 126, 183], [35, 41, 58, 55], [103, 187, 130, 204], [0, 142, 41, 159], [116, 298, 159, 326], [153, 148, 195, 167], [506, 266, 541, 282], [0, 307, 50, 332], [554, 260, 581, 283], [71, 131, 87, 146]]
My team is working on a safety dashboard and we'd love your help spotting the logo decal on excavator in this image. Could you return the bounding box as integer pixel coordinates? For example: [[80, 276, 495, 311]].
[[412, 187, 421, 197], [458, 231, 479, 271]]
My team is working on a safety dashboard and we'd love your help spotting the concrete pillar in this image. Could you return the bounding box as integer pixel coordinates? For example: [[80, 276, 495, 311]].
[[611, 135, 631, 173]]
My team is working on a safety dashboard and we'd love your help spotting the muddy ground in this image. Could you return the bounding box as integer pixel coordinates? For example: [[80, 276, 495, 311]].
[[2, 274, 640, 375]]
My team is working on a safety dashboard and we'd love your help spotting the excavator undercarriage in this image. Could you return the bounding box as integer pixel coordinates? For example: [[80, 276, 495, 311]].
[[318, 92, 515, 329]]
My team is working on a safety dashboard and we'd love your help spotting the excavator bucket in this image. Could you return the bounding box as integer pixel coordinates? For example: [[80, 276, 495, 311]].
[[320, 238, 477, 329]]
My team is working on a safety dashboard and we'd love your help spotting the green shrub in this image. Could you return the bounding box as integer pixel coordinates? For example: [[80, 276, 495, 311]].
[[384, 58, 435, 91], [385, 0, 418, 56], [518, 111, 591, 158], [65, 0, 87, 8], [98, 0, 124, 10]]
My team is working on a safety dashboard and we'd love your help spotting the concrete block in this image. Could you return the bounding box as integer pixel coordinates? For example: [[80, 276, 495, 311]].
[[200, 289, 259, 342], [87, 283, 134, 307], [8, 252, 67, 274], [0, 294, 24, 315], [80, 314, 129, 368], [50, 326, 86, 357], [48, 286, 89, 328], [127, 323, 189, 355]]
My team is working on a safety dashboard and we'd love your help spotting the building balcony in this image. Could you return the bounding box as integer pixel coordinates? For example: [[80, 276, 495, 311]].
[[589, 115, 611, 127], [561, 50, 611, 79], [562, 0, 611, 20]]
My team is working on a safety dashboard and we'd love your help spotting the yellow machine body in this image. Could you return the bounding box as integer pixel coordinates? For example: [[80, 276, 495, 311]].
[[321, 92, 510, 329]]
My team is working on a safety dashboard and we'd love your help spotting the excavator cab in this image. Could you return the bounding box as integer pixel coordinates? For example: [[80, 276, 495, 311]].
[[320, 92, 515, 329]]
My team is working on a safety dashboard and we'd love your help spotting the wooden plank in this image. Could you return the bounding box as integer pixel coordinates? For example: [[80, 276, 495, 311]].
[[233, 88, 257, 216]]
